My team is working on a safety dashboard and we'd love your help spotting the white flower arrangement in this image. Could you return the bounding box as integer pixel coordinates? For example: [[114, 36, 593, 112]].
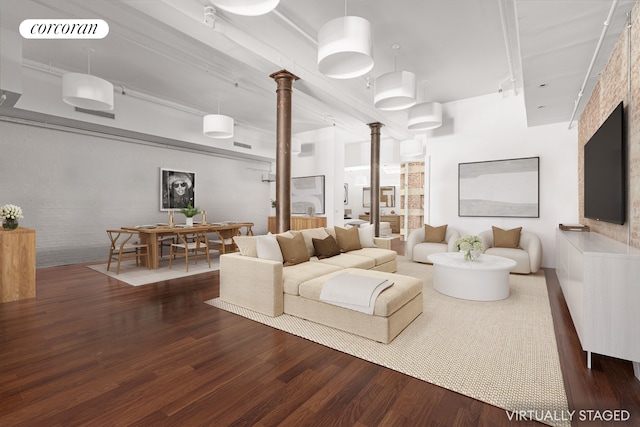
[[455, 234, 484, 260], [1, 204, 24, 220]]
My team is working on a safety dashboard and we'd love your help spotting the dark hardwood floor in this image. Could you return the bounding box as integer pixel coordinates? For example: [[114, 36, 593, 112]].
[[1, 240, 639, 426]]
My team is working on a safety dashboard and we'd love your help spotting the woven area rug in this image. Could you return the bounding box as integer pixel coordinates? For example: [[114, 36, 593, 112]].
[[88, 255, 219, 286], [207, 257, 570, 426]]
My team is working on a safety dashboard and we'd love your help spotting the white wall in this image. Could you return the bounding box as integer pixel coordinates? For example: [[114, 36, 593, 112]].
[[291, 126, 345, 227], [425, 93, 579, 268], [343, 139, 402, 220], [0, 120, 273, 267]]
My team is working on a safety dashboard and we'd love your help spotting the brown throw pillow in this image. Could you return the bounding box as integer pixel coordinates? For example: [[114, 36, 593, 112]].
[[334, 226, 362, 252], [492, 226, 522, 248], [424, 224, 447, 243], [276, 232, 310, 266], [312, 235, 341, 259]]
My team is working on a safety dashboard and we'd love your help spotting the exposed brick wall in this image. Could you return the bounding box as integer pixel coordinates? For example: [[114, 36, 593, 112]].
[[400, 162, 425, 236], [579, 3, 639, 248]]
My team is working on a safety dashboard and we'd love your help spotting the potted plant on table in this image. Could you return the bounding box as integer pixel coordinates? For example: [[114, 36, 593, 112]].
[[455, 234, 484, 261], [179, 203, 201, 227], [1, 204, 24, 230]]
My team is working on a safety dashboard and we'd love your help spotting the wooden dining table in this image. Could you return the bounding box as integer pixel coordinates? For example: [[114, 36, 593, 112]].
[[122, 223, 251, 269]]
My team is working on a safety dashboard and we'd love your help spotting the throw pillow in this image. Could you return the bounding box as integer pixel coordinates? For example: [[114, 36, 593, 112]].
[[233, 236, 258, 257], [256, 233, 283, 262], [276, 232, 311, 266], [424, 224, 447, 243], [312, 235, 341, 259], [334, 226, 362, 252], [293, 228, 329, 257], [492, 226, 522, 248], [357, 223, 376, 248]]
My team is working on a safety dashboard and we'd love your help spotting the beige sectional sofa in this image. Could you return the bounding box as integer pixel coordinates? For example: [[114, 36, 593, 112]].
[[219, 226, 423, 343]]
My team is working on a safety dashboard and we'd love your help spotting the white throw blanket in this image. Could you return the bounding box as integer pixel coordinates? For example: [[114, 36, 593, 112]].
[[319, 273, 394, 315]]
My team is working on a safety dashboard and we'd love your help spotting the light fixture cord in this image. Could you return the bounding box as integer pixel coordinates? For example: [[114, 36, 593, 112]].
[[344, 0, 347, 16], [86, 48, 95, 75]]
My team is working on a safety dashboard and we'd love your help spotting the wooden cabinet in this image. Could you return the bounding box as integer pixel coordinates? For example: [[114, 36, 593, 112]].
[[359, 215, 401, 233], [556, 229, 640, 379], [268, 216, 327, 233], [1, 227, 36, 303]]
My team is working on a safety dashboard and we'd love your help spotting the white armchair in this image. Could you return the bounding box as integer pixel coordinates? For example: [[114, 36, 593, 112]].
[[478, 228, 542, 274], [406, 226, 460, 263]]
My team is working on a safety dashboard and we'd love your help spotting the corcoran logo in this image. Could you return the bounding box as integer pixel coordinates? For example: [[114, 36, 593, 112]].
[[19, 19, 109, 39]]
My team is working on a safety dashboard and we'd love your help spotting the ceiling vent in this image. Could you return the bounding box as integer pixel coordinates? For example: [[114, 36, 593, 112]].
[[234, 141, 252, 149], [74, 107, 115, 119]]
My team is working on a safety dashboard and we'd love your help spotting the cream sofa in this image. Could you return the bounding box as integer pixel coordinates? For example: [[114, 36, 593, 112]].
[[219, 227, 423, 343]]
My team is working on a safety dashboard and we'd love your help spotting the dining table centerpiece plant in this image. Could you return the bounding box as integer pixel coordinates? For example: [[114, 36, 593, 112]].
[[179, 203, 201, 227], [1, 204, 24, 230], [455, 234, 484, 261]]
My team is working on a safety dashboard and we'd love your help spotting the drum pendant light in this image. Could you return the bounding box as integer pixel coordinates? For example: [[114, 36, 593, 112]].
[[317, 1, 373, 79], [408, 102, 443, 130], [400, 139, 423, 157], [374, 70, 417, 110], [209, 0, 279, 16], [203, 97, 234, 139], [62, 49, 113, 111]]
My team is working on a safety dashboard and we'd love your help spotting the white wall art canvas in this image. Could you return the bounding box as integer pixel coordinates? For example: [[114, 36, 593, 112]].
[[458, 157, 539, 217]]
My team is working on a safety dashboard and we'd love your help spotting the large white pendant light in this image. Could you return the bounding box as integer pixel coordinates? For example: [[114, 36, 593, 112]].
[[62, 49, 113, 111], [408, 102, 443, 130], [204, 96, 234, 138], [203, 114, 234, 138], [317, 15, 374, 79], [374, 70, 417, 110], [400, 139, 423, 157], [62, 73, 114, 111], [209, 0, 279, 16]]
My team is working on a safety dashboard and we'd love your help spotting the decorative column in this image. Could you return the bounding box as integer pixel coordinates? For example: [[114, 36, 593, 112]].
[[270, 69, 299, 233], [368, 122, 384, 236]]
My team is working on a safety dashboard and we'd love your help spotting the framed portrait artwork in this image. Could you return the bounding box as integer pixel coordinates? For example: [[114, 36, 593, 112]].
[[458, 157, 539, 217], [160, 168, 196, 211]]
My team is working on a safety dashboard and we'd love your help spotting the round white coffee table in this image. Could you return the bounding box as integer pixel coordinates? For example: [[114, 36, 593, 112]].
[[427, 252, 517, 301]]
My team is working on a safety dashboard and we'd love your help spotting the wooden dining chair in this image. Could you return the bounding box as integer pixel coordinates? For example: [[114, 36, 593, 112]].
[[208, 227, 240, 254], [158, 235, 176, 258], [169, 230, 211, 272], [106, 229, 150, 275]]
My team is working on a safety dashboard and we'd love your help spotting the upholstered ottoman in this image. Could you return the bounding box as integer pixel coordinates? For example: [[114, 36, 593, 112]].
[[284, 268, 423, 343]]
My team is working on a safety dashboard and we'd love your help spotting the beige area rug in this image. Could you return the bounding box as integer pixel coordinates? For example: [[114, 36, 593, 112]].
[[88, 255, 219, 286], [207, 257, 570, 427]]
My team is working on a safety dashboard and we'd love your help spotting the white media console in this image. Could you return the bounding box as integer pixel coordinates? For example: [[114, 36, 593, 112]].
[[556, 229, 640, 380]]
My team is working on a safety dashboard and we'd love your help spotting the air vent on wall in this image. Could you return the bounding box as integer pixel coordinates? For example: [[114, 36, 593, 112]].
[[262, 173, 275, 182], [75, 107, 115, 119], [234, 141, 252, 149]]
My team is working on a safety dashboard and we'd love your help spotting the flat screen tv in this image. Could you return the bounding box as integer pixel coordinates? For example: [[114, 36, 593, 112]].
[[583, 101, 625, 225]]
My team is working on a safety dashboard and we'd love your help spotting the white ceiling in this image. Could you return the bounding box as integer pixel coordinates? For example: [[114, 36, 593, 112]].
[[1, 0, 636, 143]]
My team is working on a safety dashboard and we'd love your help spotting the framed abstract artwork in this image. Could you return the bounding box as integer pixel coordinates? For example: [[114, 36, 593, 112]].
[[160, 168, 196, 211], [362, 186, 396, 208], [291, 175, 325, 214], [458, 157, 539, 217]]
